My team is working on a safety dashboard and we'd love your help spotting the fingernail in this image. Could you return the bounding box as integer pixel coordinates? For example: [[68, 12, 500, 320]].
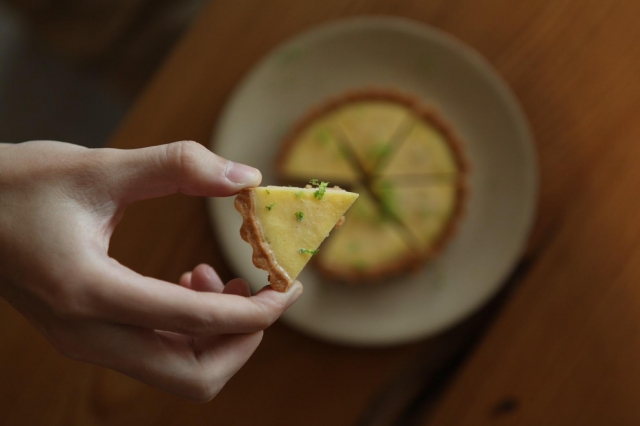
[[226, 161, 261, 186], [285, 281, 303, 309]]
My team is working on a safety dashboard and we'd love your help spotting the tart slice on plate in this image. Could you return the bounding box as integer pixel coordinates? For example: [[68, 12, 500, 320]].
[[235, 183, 359, 291]]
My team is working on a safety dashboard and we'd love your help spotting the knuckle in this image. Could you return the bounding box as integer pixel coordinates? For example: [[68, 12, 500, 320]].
[[166, 140, 203, 172], [163, 141, 207, 190]]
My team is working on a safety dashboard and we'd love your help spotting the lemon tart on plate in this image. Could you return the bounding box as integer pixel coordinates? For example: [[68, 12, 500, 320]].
[[276, 88, 469, 282]]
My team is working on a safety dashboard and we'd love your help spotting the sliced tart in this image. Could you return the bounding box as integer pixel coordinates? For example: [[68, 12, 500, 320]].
[[235, 184, 359, 291], [276, 88, 469, 282]]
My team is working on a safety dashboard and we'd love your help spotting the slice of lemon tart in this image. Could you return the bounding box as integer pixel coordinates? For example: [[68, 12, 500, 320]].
[[235, 183, 359, 291]]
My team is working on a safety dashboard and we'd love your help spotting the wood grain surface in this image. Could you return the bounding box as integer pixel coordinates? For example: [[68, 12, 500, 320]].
[[2, 0, 640, 425]]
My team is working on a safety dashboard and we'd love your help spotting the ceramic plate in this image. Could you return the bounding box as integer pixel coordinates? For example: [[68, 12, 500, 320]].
[[207, 17, 537, 346]]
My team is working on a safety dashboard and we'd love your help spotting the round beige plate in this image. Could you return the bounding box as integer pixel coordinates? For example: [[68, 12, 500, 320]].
[[208, 17, 537, 346]]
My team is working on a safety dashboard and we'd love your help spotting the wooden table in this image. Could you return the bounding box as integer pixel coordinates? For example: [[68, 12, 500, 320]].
[[2, 0, 640, 424]]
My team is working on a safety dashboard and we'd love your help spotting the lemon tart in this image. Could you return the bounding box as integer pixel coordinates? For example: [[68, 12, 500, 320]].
[[276, 88, 469, 282], [235, 184, 359, 291]]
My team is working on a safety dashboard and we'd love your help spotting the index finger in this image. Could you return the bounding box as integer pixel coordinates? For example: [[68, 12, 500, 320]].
[[81, 261, 302, 336]]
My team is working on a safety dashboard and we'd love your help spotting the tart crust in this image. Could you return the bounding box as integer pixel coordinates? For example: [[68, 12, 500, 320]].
[[234, 188, 291, 291]]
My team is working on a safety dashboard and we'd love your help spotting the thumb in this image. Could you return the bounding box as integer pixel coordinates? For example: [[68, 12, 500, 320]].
[[103, 141, 261, 203]]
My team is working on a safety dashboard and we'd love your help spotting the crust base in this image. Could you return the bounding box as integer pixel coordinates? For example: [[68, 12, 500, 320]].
[[234, 189, 292, 292]]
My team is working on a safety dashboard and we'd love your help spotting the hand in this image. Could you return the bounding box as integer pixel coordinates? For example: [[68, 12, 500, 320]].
[[0, 140, 303, 401]]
